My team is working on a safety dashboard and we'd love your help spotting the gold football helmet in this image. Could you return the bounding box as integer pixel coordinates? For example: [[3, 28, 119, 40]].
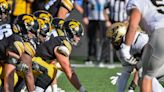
[[13, 14, 40, 37], [106, 22, 128, 49], [33, 10, 53, 23], [52, 17, 64, 29], [52, 17, 65, 36], [0, 0, 10, 14]]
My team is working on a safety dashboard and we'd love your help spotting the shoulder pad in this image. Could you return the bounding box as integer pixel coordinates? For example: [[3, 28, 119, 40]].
[[57, 29, 65, 36], [63, 40, 72, 52], [57, 45, 70, 57]]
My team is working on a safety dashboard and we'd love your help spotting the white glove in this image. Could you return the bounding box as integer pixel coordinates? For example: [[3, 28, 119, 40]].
[[124, 56, 138, 65], [120, 43, 131, 59], [119, 43, 138, 65], [110, 73, 121, 85]]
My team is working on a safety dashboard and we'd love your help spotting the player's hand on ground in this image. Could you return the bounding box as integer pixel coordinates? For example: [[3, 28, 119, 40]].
[[110, 72, 121, 85]]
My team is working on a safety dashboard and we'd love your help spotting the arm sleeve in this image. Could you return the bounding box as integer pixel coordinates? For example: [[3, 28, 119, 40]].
[[126, 0, 144, 15], [61, 0, 74, 12]]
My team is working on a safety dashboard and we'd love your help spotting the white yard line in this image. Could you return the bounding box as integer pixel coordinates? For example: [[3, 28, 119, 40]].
[[56, 70, 63, 78], [71, 63, 122, 69]]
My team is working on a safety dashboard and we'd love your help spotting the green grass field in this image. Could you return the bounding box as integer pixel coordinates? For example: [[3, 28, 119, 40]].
[[58, 67, 139, 92]]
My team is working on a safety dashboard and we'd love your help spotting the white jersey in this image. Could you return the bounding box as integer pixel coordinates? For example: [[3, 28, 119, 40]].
[[127, 0, 164, 35], [116, 32, 149, 63]]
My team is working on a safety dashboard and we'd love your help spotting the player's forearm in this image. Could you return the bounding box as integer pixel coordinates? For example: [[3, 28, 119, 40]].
[[125, 25, 137, 46], [57, 7, 69, 19], [125, 9, 141, 46], [68, 72, 82, 90]]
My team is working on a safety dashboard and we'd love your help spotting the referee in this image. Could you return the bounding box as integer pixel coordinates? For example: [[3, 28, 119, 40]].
[[104, 0, 129, 24], [83, 0, 108, 64]]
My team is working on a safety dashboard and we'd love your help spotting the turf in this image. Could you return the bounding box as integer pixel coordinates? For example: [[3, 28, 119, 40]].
[[58, 67, 139, 92]]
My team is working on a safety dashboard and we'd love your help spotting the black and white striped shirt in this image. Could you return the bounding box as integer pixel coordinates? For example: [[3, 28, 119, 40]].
[[85, 0, 108, 21], [104, 0, 129, 23]]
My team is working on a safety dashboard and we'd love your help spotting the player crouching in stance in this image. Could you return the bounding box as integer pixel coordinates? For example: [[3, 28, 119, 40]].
[[4, 14, 41, 92], [107, 22, 147, 92], [107, 22, 164, 92], [107, 22, 142, 92], [0, 0, 39, 92], [34, 19, 87, 92]]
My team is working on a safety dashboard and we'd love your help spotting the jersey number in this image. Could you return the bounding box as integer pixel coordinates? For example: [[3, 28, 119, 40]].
[[151, 0, 164, 14], [0, 24, 13, 40]]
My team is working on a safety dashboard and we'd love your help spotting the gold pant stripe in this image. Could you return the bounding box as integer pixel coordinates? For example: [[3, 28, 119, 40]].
[[32, 57, 57, 79]]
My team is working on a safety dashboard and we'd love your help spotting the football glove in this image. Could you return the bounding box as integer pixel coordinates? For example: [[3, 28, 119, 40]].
[[110, 72, 121, 85], [16, 62, 29, 73], [124, 56, 139, 65], [120, 43, 131, 59]]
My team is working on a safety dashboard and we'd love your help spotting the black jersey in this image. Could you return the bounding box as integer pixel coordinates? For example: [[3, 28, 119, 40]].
[[35, 35, 72, 61], [0, 23, 23, 61]]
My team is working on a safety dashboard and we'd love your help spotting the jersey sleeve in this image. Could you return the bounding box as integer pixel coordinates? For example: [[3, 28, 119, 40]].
[[61, 0, 74, 12], [56, 40, 72, 57], [126, 0, 144, 15]]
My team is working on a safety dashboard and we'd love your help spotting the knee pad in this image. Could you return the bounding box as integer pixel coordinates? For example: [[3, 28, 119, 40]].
[[35, 74, 52, 89], [16, 62, 29, 73]]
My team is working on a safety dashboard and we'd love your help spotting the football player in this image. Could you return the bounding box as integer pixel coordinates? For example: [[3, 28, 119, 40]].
[[107, 22, 148, 92], [34, 11, 69, 92], [0, 0, 26, 91], [34, 19, 87, 92], [3, 14, 40, 92], [107, 23, 163, 92], [13, 13, 54, 92], [107, 22, 164, 92], [121, 0, 164, 91], [33, 12, 63, 92]]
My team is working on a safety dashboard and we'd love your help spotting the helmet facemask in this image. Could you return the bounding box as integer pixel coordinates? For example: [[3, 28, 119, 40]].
[[37, 18, 51, 43], [13, 14, 40, 41]]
